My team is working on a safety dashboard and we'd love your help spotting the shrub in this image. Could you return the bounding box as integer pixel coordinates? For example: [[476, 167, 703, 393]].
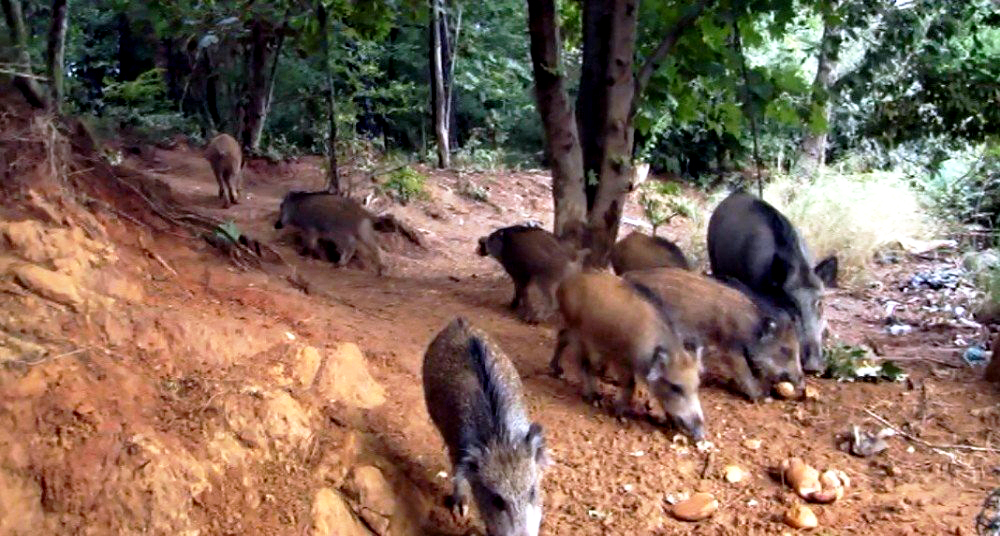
[[380, 166, 428, 204]]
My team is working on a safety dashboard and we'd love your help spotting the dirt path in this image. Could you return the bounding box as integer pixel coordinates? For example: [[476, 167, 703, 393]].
[[118, 145, 998, 536]]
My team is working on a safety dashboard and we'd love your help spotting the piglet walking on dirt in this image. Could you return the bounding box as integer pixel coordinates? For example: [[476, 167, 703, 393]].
[[205, 133, 243, 208], [423, 317, 549, 536]]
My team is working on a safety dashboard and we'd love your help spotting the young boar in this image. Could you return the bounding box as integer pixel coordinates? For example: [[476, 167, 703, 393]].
[[205, 133, 243, 207], [708, 190, 838, 373], [478, 225, 587, 323], [423, 317, 549, 536], [274, 191, 385, 275], [550, 272, 705, 440], [610, 231, 691, 274], [623, 267, 802, 400]]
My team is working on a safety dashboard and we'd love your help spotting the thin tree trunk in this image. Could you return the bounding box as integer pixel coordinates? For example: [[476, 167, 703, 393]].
[[1, 0, 47, 108], [317, 2, 341, 194], [430, 0, 450, 168], [586, 0, 639, 267], [797, 1, 839, 176], [527, 0, 587, 242], [444, 3, 462, 142], [45, 0, 69, 112]]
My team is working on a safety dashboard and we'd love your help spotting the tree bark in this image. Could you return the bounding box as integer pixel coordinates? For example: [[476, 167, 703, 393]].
[[797, 1, 839, 176], [239, 18, 279, 152], [430, 0, 450, 168], [1, 0, 47, 108], [577, 0, 612, 208], [45, 0, 68, 112], [527, 0, 587, 241], [317, 2, 341, 194], [586, 0, 639, 267]]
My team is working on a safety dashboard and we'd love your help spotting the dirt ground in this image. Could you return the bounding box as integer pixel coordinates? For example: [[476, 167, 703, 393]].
[[1, 100, 998, 535]]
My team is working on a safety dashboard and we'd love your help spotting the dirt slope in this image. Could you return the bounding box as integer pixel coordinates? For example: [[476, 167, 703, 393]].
[[1, 103, 998, 535]]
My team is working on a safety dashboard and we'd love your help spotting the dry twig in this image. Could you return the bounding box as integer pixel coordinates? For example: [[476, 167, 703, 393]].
[[864, 408, 1000, 455]]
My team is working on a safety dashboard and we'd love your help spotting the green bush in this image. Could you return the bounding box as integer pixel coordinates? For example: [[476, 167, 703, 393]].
[[380, 167, 428, 204], [637, 180, 695, 236]]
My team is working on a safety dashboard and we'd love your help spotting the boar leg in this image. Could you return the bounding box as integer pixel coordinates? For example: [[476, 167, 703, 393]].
[[728, 350, 765, 401], [226, 174, 239, 205], [300, 229, 323, 259], [613, 374, 637, 418], [549, 329, 572, 377], [358, 222, 385, 276], [444, 472, 471, 520], [510, 277, 528, 310], [578, 342, 602, 405], [330, 234, 358, 267]]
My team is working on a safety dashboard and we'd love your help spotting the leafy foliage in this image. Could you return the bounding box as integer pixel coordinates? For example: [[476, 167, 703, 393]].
[[637, 180, 694, 235], [380, 166, 428, 204], [824, 343, 907, 383]]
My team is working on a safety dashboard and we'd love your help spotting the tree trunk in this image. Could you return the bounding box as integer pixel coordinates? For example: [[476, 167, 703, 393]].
[[317, 2, 341, 194], [430, 0, 450, 168], [585, 0, 639, 267], [239, 19, 278, 152], [577, 0, 612, 209], [526, 0, 587, 241], [45, 0, 68, 112], [1, 0, 47, 108], [797, 1, 839, 176]]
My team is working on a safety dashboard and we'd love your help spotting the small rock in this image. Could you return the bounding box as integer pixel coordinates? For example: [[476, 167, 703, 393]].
[[312, 488, 370, 536], [723, 465, 745, 484], [742, 438, 762, 450], [345, 465, 397, 516], [784, 504, 818, 529], [11, 263, 84, 309], [803, 385, 820, 400], [670, 492, 718, 522], [315, 343, 386, 409]]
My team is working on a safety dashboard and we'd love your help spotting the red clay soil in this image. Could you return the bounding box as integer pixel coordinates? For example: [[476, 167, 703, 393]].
[[0, 101, 997, 535]]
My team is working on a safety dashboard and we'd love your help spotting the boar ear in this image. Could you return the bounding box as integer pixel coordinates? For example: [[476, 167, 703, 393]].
[[814, 255, 838, 288], [646, 347, 670, 383], [759, 317, 778, 341], [525, 423, 549, 467]]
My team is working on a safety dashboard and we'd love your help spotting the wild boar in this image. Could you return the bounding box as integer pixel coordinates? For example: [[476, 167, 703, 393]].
[[610, 231, 691, 274], [707, 190, 837, 373], [623, 267, 801, 400], [478, 225, 587, 323], [423, 317, 549, 536], [274, 190, 385, 275], [205, 133, 243, 208], [550, 272, 705, 439]]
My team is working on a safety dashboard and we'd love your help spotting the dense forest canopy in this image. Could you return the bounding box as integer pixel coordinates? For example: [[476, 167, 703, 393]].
[[2, 0, 999, 228]]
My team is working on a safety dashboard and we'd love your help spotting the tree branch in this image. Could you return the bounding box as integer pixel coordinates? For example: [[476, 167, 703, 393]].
[[632, 0, 712, 106]]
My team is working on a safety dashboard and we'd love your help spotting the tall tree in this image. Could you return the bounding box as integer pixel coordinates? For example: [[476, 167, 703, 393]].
[[796, 0, 840, 175], [1, 0, 48, 107], [238, 16, 286, 152], [429, 0, 450, 168], [527, 0, 710, 264], [46, 0, 69, 112], [317, 1, 342, 193]]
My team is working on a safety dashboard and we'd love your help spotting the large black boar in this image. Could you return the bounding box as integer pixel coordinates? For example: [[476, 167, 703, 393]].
[[707, 190, 837, 373]]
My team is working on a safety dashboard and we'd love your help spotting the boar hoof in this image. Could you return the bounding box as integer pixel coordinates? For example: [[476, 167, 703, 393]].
[[444, 494, 469, 520]]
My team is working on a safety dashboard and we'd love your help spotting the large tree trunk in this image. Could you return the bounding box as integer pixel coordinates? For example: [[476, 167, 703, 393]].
[[585, 0, 639, 267], [45, 0, 68, 112], [430, 0, 450, 168], [577, 0, 612, 208], [317, 2, 341, 194], [1, 0, 47, 108], [239, 19, 279, 152], [797, 1, 839, 175], [526, 0, 587, 241]]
